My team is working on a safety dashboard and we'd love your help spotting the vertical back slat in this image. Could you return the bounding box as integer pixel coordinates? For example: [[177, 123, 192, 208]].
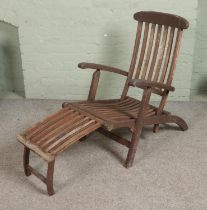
[[167, 30, 183, 84], [134, 23, 150, 79], [121, 22, 143, 99], [153, 25, 168, 82], [147, 24, 162, 80], [159, 27, 175, 83], [128, 22, 143, 79], [141, 24, 156, 79]]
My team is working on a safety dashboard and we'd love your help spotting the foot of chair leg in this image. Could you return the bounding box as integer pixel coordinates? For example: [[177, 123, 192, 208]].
[[153, 124, 160, 133], [47, 160, 55, 196], [125, 146, 137, 168], [23, 146, 31, 176], [62, 102, 69, 108], [125, 159, 134, 168]]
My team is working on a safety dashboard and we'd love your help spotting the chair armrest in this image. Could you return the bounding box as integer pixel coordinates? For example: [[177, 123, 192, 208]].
[[78, 62, 128, 76], [129, 79, 175, 92]]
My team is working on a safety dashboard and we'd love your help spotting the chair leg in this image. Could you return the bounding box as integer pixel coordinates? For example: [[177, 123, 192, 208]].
[[23, 146, 31, 176], [125, 123, 143, 168], [153, 124, 160, 133], [47, 160, 55, 196]]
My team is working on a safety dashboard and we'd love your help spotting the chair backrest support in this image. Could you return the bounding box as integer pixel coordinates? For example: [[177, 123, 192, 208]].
[[121, 11, 189, 98]]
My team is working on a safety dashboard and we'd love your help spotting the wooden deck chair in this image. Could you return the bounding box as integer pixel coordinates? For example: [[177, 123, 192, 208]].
[[64, 11, 189, 168], [17, 11, 189, 195]]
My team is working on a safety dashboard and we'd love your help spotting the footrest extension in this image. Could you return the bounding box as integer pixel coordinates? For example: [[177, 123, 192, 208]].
[[17, 106, 101, 195]]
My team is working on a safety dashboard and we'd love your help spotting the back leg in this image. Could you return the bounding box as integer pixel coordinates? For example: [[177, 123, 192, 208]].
[[153, 115, 188, 132], [153, 124, 160, 133], [169, 115, 188, 131]]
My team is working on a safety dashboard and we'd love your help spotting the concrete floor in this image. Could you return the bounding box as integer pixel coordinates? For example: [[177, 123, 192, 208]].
[[0, 99, 207, 210]]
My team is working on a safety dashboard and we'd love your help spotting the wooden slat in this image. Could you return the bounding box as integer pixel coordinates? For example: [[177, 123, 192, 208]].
[[22, 107, 71, 137], [30, 112, 82, 142], [153, 25, 168, 82], [147, 24, 162, 80], [167, 30, 183, 84], [67, 104, 104, 124], [159, 27, 175, 83], [128, 21, 143, 79], [121, 22, 143, 98], [50, 122, 100, 154], [46, 120, 96, 152], [41, 118, 92, 150], [35, 115, 87, 145], [26, 108, 75, 139], [141, 23, 156, 79], [78, 106, 132, 119], [135, 22, 150, 79]]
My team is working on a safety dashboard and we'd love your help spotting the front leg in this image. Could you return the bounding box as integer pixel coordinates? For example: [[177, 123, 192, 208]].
[[125, 88, 152, 168], [125, 121, 143, 168], [23, 146, 31, 176], [47, 160, 55, 196]]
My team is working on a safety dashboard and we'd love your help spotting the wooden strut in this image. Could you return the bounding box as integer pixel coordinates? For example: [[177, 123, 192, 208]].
[[98, 127, 131, 148]]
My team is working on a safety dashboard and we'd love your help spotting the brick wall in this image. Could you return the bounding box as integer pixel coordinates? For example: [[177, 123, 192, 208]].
[[0, 0, 198, 100], [191, 0, 207, 97]]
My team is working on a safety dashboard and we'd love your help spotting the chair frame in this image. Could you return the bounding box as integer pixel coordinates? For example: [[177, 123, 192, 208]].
[[17, 11, 189, 196], [71, 11, 189, 168]]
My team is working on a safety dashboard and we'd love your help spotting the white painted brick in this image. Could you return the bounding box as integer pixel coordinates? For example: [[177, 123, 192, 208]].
[[0, 0, 198, 100]]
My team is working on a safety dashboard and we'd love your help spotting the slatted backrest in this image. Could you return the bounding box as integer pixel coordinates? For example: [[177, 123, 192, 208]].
[[123, 11, 189, 97]]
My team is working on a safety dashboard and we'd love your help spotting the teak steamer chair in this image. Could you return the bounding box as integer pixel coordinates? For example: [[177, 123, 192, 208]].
[[17, 11, 189, 195]]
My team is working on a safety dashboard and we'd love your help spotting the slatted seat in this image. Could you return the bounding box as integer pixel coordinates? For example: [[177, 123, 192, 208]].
[[66, 97, 158, 130], [17, 11, 189, 196]]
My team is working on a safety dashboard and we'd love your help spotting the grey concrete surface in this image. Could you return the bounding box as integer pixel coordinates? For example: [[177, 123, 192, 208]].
[[0, 99, 207, 210]]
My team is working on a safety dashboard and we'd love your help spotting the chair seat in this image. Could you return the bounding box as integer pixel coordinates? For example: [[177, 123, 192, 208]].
[[68, 97, 158, 130]]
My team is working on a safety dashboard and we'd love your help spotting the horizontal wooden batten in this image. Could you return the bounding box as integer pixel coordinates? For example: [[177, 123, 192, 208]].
[[134, 11, 189, 29], [98, 128, 131, 148]]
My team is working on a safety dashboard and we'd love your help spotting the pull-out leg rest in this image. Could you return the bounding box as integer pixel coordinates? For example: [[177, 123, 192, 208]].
[[17, 106, 101, 195]]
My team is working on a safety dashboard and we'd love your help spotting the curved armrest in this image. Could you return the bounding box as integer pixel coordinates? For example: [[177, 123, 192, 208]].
[[129, 79, 175, 92], [78, 62, 128, 76]]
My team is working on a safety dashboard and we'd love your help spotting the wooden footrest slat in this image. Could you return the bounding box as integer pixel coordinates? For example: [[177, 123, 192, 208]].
[[17, 106, 102, 162]]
